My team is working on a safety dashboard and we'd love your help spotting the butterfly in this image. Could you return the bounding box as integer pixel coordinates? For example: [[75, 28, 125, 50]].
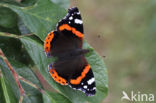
[[44, 7, 96, 96]]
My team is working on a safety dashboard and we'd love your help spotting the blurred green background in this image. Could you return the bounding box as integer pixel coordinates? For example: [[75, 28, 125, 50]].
[[71, 0, 156, 103]]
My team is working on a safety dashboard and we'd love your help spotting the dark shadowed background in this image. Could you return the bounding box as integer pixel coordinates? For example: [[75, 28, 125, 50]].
[[71, 0, 156, 103]]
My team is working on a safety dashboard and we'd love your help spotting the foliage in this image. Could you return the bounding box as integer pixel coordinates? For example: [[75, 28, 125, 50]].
[[0, 0, 108, 103]]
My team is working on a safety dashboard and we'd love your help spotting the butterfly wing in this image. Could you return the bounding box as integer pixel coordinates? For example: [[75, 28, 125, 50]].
[[44, 7, 96, 96], [68, 58, 96, 96], [69, 67, 96, 96], [49, 55, 96, 96], [57, 7, 84, 36], [44, 7, 84, 57]]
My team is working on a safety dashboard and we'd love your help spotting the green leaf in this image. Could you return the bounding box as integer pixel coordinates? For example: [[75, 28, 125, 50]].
[[0, 69, 17, 103], [0, 26, 20, 35], [0, 59, 43, 103], [5, 0, 66, 40], [51, 0, 69, 9], [0, 78, 5, 103], [0, 7, 21, 35], [20, 0, 37, 6], [0, 0, 21, 6], [43, 91, 71, 103], [20, 36, 108, 103], [0, 36, 32, 65], [0, 81, 5, 103], [0, 0, 37, 6], [0, 7, 18, 28]]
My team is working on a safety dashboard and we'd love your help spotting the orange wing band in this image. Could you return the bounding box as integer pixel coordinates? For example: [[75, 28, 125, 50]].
[[49, 67, 68, 85], [44, 31, 55, 53], [59, 24, 84, 39], [70, 64, 90, 85]]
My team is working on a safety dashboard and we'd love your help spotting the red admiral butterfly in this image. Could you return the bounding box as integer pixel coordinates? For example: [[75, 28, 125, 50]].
[[44, 7, 96, 96]]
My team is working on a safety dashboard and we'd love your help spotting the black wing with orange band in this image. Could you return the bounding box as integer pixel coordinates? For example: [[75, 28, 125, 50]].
[[44, 7, 96, 96], [44, 7, 84, 57], [57, 7, 84, 38]]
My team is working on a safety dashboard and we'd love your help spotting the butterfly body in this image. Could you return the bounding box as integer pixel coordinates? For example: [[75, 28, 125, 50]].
[[44, 7, 96, 96]]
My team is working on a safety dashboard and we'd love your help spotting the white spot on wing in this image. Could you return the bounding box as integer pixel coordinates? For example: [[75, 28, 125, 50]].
[[74, 19, 83, 24], [93, 87, 96, 90], [87, 78, 95, 85], [77, 12, 80, 15], [69, 16, 73, 20], [83, 85, 87, 89]]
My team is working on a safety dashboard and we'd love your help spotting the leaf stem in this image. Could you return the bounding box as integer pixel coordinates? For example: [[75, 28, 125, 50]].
[[0, 32, 33, 39], [19, 96, 23, 103], [19, 75, 45, 94], [0, 49, 48, 96], [0, 49, 25, 97], [0, 71, 12, 103], [0, 69, 2, 77]]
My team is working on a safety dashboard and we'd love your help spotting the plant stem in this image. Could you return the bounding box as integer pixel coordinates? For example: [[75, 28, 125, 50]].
[[19, 75, 45, 94], [0, 32, 33, 38], [0, 49, 25, 97]]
